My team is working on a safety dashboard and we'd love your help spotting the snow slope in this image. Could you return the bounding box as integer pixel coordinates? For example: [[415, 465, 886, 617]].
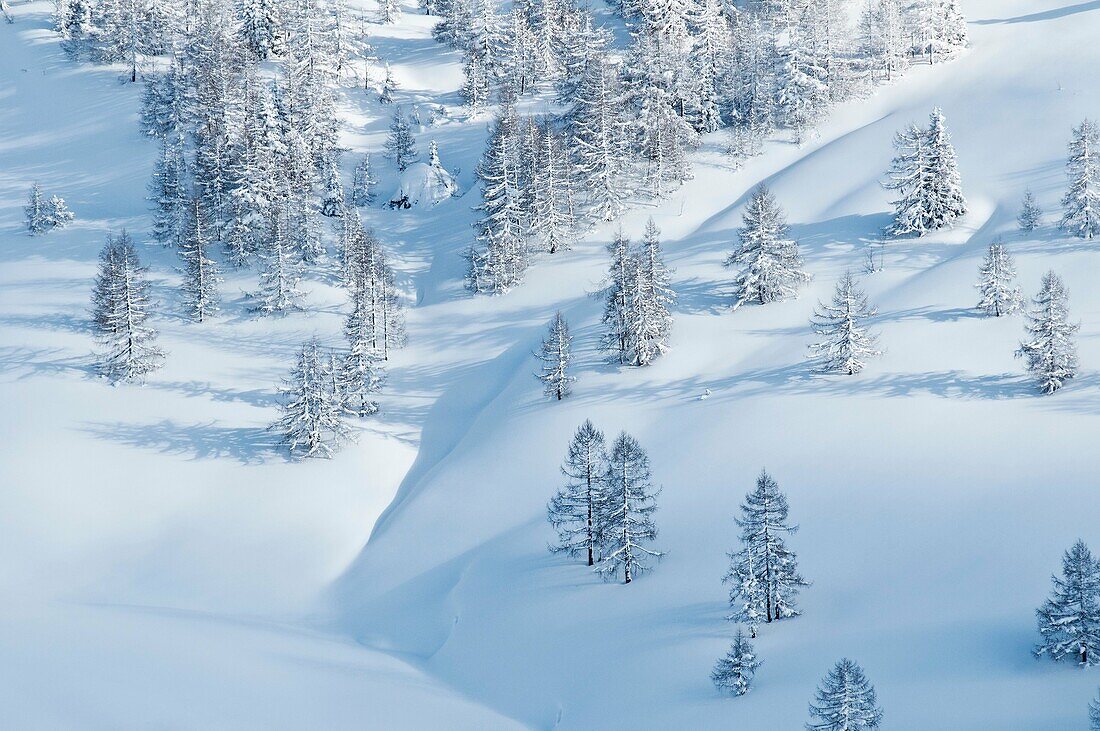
[[3, 0, 1100, 728]]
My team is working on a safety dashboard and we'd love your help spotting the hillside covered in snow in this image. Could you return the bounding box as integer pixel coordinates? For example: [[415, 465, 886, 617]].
[[3, 0, 1100, 727]]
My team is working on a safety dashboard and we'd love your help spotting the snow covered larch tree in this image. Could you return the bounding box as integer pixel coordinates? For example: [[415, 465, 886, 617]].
[[352, 152, 378, 206], [90, 231, 165, 383], [885, 108, 967, 236], [975, 241, 1022, 317], [535, 311, 574, 401], [251, 212, 306, 315], [25, 183, 73, 234], [598, 432, 662, 584], [628, 218, 676, 367], [806, 659, 884, 731], [726, 184, 810, 309], [712, 627, 761, 697], [1017, 188, 1043, 232], [808, 272, 881, 375], [178, 198, 221, 323], [725, 469, 808, 624], [385, 108, 418, 172], [271, 338, 351, 459], [1017, 271, 1078, 395], [1090, 689, 1100, 730], [1035, 539, 1100, 667], [548, 419, 609, 567], [1060, 119, 1100, 239]]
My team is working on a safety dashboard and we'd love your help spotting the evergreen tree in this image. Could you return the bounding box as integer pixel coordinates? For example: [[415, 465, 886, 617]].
[[460, 46, 492, 109], [352, 152, 378, 206], [251, 210, 306, 314], [535, 311, 574, 400], [271, 338, 350, 458], [45, 195, 74, 229], [466, 109, 526, 294], [178, 198, 221, 322], [90, 231, 165, 383], [975, 242, 1022, 317], [379, 62, 399, 103], [806, 659, 884, 731], [25, 183, 50, 234], [628, 218, 676, 366], [570, 53, 633, 222], [548, 419, 609, 566], [1035, 540, 1100, 667], [726, 184, 810, 308], [341, 262, 386, 417], [859, 0, 906, 82], [1090, 688, 1100, 730], [726, 14, 777, 160], [1060, 119, 1100, 240], [149, 132, 189, 248], [385, 108, 418, 172], [379, 0, 400, 24], [597, 432, 662, 584], [808, 272, 881, 375], [712, 628, 761, 697], [320, 158, 345, 217], [725, 547, 767, 637], [725, 469, 808, 624], [885, 108, 967, 236], [601, 229, 635, 364], [239, 0, 282, 60], [527, 118, 576, 254], [1017, 188, 1043, 232], [776, 34, 829, 144], [1017, 271, 1079, 395], [344, 224, 406, 359], [916, 0, 968, 65]]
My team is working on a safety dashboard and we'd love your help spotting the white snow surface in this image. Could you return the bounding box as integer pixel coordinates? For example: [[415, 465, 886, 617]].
[[3, 0, 1100, 727]]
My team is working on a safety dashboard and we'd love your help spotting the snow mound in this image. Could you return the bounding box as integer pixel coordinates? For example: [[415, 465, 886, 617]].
[[387, 160, 457, 209]]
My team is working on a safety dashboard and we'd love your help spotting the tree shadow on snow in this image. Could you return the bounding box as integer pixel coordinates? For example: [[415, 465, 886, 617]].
[[80, 419, 284, 465]]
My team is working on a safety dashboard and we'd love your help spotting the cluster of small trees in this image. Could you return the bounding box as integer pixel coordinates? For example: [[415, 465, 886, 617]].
[[24, 183, 74, 235], [547, 420, 662, 583]]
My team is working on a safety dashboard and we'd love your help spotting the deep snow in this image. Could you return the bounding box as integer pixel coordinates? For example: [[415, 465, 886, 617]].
[[3, 0, 1100, 728]]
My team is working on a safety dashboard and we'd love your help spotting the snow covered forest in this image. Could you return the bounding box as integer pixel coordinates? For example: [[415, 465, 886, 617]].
[[2, 0, 1100, 726]]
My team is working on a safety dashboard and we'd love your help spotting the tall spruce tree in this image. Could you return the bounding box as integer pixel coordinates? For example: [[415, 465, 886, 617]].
[[251, 209, 306, 314], [352, 152, 378, 206], [535, 311, 575, 400], [1017, 271, 1078, 394], [602, 229, 635, 364], [570, 53, 633, 222], [806, 659, 884, 731], [808, 272, 881, 375], [629, 218, 676, 366], [90, 231, 165, 383], [385, 108, 418, 172], [1035, 540, 1100, 667], [885, 108, 967, 236], [271, 338, 350, 458], [975, 242, 1022, 317], [726, 184, 810, 308], [178, 198, 221, 322], [725, 469, 808, 624], [1060, 119, 1100, 239], [467, 109, 527, 294], [548, 419, 609, 566], [712, 628, 761, 697], [598, 432, 662, 584]]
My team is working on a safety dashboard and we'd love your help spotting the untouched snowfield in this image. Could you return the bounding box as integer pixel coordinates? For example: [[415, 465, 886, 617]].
[[3, 0, 1100, 727]]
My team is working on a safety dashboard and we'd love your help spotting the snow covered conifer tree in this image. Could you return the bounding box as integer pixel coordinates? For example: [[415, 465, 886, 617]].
[[1018, 188, 1043, 232], [379, 0, 400, 24], [341, 289, 385, 418], [352, 153, 378, 206], [1035, 540, 1100, 667], [385, 108, 418, 172], [726, 184, 810, 308], [1090, 689, 1100, 730], [601, 229, 635, 363], [548, 420, 609, 566], [711, 628, 760, 697], [91, 231, 165, 383], [252, 211, 306, 314], [25, 183, 50, 234], [320, 159, 345, 217], [629, 218, 676, 366], [1060, 119, 1100, 239], [807, 659, 884, 731], [45, 195, 74, 229], [725, 469, 808, 624], [886, 108, 967, 236], [1017, 271, 1079, 394], [149, 133, 189, 248], [379, 62, 399, 104], [776, 36, 829, 144], [570, 53, 633, 222], [975, 242, 1022, 317], [597, 432, 662, 584], [178, 198, 221, 322], [859, 0, 906, 82], [535, 311, 574, 400], [808, 272, 881, 375], [271, 338, 350, 458], [528, 118, 575, 254], [725, 548, 767, 637], [467, 109, 526, 294]]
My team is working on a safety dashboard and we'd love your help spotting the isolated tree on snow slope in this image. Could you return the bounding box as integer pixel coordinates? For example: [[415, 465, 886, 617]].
[[598, 432, 662, 584], [1061, 119, 1100, 239], [727, 184, 809, 309], [271, 338, 350, 458], [807, 659, 884, 731], [535, 311, 574, 401], [1036, 540, 1100, 667], [712, 627, 760, 697], [975, 242, 1022, 317], [1017, 270, 1078, 395], [808, 272, 881, 375], [548, 420, 609, 567]]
